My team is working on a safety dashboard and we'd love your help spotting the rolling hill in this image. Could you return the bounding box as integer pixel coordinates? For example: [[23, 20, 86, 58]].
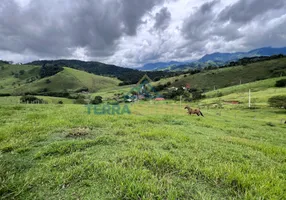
[[202, 77, 286, 107], [0, 63, 121, 95], [26, 60, 175, 84], [156, 57, 286, 91], [141, 47, 286, 71]]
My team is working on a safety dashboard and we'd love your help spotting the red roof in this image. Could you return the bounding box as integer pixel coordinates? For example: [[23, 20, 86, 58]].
[[155, 98, 165, 101]]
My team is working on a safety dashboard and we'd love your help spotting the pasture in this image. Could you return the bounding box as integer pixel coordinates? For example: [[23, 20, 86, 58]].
[[0, 102, 285, 199]]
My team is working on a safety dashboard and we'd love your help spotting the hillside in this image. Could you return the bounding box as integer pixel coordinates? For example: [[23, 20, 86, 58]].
[[0, 63, 121, 95], [161, 57, 286, 91], [137, 47, 286, 71], [202, 77, 286, 107], [26, 60, 176, 84]]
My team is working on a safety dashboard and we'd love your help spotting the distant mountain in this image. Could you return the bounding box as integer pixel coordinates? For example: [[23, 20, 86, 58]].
[[163, 47, 286, 72], [199, 47, 286, 63], [138, 61, 190, 71]]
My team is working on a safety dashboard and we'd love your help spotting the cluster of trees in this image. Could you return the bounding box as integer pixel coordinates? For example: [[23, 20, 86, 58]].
[[39, 63, 63, 78], [275, 79, 286, 87], [0, 60, 10, 65], [11, 70, 25, 78], [225, 55, 285, 67], [20, 95, 45, 104], [163, 87, 205, 101], [268, 96, 286, 109]]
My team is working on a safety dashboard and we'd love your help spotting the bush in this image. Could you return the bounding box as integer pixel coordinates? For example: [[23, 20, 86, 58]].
[[268, 95, 286, 109], [90, 96, 103, 104], [0, 93, 11, 97], [75, 87, 89, 93], [19, 70, 25, 75], [20, 95, 44, 104], [191, 90, 206, 100], [275, 79, 286, 87], [74, 97, 87, 104], [58, 101, 63, 104]]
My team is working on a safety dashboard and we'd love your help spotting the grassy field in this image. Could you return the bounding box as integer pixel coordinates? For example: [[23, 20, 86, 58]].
[[202, 77, 286, 107], [0, 102, 285, 199]]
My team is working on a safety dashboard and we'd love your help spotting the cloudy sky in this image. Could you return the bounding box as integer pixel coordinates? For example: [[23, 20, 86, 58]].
[[1, 0, 286, 67]]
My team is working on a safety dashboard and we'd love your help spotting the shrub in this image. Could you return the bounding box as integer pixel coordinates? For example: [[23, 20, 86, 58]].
[[75, 87, 89, 93], [20, 95, 44, 104], [268, 96, 286, 109], [74, 98, 87, 104], [58, 101, 63, 104], [19, 70, 25, 75], [275, 79, 286, 87], [90, 96, 103, 104], [45, 79, 51, 84], [191, 90, 206, 100], [0, 93, 11, 97]]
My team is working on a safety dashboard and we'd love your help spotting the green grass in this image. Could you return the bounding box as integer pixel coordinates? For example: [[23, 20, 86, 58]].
[[0, 64, 40, 93], [0, 102, 285, 199], [206, 77, 286, 98], [0, 96, 74, 105]]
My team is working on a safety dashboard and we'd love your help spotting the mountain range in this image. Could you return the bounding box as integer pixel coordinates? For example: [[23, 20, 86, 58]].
[[139, 47, 286, 71]]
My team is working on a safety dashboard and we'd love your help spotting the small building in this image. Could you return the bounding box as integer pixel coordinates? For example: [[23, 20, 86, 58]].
[[155, 97, 165, 101]]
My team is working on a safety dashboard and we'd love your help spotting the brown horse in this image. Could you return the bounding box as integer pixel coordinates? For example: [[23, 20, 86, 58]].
[[184, 105, 204, 117]]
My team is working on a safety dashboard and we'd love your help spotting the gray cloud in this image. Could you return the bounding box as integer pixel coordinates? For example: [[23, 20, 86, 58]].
[[154, 7, 171, 31], [0, 0, 164, 59], [181, 0, 220, 41], [218, 0, 286, 23], [0, 0, 286, 66]]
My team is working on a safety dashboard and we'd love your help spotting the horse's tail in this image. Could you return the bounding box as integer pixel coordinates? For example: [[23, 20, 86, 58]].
[[200, 111, 204, 117]]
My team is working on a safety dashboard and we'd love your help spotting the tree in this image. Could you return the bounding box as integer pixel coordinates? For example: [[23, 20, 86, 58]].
[[20, 95, 44, 104], [19, 70, 25, 75], [268, 96, 286, 109], [275, 79, 286, 87], [90, 96, 103, 104], [191, 90, 206, 100]]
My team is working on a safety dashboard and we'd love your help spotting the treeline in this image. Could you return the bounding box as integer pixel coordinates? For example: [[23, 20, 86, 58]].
[[26, 59, 178, 84], [225, 54, 285, 67], [0, 60, 10, 65]]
